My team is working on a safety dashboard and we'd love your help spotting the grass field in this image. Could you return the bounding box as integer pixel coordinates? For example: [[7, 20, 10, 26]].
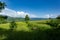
[[0, 20, 60, 40], [0, 20, 51, 31]]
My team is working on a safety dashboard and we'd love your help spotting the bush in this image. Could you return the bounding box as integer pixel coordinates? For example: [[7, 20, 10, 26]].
[[0, 15, 8, 24], [46, 19, 60, 27], [9, 21, 17, 31], [56, 15, 60, 19]]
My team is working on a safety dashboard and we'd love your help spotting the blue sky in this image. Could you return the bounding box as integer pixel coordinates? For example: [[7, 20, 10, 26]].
[[0, 0, 60, 18]]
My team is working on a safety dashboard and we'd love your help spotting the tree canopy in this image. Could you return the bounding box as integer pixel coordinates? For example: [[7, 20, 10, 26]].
[[0, 1, 6, 12]]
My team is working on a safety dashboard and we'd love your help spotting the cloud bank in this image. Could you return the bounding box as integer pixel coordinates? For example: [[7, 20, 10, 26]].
[[0, 8, 37, 18], [0, 8, 59, 18]]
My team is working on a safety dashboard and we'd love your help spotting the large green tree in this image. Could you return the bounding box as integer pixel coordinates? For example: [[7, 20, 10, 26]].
[[25, 15, 30, 23], [0, 1, 6, 12], [0, 2, 7, 23]]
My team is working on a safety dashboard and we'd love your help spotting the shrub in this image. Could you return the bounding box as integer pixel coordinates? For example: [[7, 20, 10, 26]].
[[46, 19, 59, 27], [56, 15, 60, 19], [9, 21, 17, 31]]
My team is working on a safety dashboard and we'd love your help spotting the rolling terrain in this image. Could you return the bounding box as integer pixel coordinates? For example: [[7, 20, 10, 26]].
[[0, 19, 60, 40]]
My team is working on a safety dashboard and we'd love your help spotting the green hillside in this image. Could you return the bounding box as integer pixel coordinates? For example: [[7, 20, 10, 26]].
[[0, 19, 60, 40], [0, 21, 51, 31]]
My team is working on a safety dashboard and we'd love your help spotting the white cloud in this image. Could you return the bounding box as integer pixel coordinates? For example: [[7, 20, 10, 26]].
[[0, 8, 59, 18], [0, 8, 38, 18], [45, 14, 50, 18], [44, 14, 51, 18], [17, 11, 37, 18], [42, 14, 58, 18]]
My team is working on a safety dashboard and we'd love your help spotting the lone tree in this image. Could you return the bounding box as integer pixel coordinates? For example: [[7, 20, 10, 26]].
[[25, 15, 30, 23], [56, 15, 60, 19]]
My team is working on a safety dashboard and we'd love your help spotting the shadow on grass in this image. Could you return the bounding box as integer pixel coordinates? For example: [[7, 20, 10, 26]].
[[0, 28, 60, 40]]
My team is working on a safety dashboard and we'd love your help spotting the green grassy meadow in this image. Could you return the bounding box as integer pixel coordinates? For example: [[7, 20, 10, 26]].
[[0, 20, 51, 31], [0, 20, 60, 40]]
